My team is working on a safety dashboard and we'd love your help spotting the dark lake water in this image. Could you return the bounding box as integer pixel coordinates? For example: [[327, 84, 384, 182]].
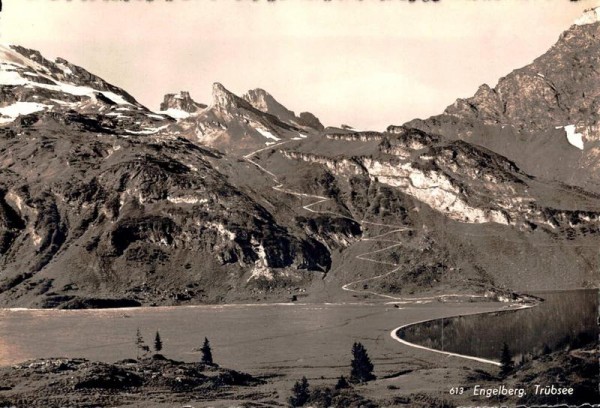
[[397, 289, 599, 362]]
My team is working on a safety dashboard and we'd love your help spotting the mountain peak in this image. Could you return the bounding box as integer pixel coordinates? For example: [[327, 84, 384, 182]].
[[242, 88, 324, 131], [212, 82, 243, 109], [243, 88, 297, 124], [243, 88, 277, 107], [574, 7, 600, 26], [0, 43, 142, 109], [160, 91, 206, 115]]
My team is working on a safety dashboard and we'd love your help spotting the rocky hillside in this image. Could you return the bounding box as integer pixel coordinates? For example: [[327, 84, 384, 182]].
[[0, 46, 347, 308], [406, 9, 600, 193], [0, 8, 598, 308], [0, 356, 262, 407], [260, 123, 600, 294]]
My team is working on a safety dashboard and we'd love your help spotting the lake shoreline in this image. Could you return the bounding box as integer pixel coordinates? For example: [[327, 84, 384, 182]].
[[391, 300, 539, 366], [395, 289, 598, 365], [0, 292, 595, 406]]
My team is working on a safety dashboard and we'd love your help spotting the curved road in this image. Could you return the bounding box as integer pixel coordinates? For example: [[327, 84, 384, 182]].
[[243, 141, 513, 366]]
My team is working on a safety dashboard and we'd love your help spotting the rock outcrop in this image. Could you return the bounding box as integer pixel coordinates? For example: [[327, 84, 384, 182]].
[[160, 91, 206, 115]]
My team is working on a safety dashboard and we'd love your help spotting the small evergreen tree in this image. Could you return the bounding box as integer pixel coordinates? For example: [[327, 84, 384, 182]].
[[135, 328, 148, 359], [350, 342, 376, 383], [201, 337, 213, 365], [335, 375, 350, 390], [288, 376, 310, 407], [500, 342, 514, 376], [154, 331, 163, 353]]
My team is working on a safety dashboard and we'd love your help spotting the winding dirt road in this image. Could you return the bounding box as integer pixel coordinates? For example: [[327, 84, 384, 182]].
[[243, 140, 512, 366]]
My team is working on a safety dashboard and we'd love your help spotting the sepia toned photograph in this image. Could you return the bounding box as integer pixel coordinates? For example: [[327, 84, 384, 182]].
[[0, 0, 598, 407]]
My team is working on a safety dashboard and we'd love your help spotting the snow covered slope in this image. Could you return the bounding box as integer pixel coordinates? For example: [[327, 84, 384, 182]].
[[0, 44, 172, 133]]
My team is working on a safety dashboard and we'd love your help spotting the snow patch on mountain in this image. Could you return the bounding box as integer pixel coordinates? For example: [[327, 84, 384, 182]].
[[45, 82, 132, 106], [160, 108, 191, 120], [101, 92, 131, 106], [0, 66, 28, 86], [0, 102, 51, 124], [56, 62, 73, 76], [146, 113, 166, 120], [124, 125, 169, 135], [167, 196, 208, 205], [0, 47, 133, 106], [564, 125, 584, 150], [106, 112, 127, 119], [256, 128, 281, 141], [575, 7, 600, 26]]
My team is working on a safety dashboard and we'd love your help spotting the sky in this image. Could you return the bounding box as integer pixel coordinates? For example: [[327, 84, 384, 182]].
[[0, 0, 598, 130]]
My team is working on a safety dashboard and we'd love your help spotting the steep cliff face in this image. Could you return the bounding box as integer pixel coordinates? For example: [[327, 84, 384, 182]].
[[326, 131, 383, 142], [243, 89, 298, 125]]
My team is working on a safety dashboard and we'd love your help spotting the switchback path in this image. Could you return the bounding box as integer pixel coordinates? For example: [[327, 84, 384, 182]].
[[243, 141, 524, 366]]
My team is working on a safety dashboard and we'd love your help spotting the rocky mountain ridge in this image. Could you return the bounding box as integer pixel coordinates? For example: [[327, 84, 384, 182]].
[[0, 47, 345, 307], [242, 88, 325, 131], [0, 8, 598, 307], [156, 83, 325, 156], [281, 127, 600, 233], [405, 10, 600, 193]]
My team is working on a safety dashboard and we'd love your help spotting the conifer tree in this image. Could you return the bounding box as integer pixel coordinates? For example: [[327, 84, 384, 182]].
[[201, 337, 213, 365], [154, 331, 163, 353], [288, 376, 310, 407], [350, 342, 376, 383], [335, 375, 350, 390], [500, 342, 514, 376], [135, 328, 149, 359]]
